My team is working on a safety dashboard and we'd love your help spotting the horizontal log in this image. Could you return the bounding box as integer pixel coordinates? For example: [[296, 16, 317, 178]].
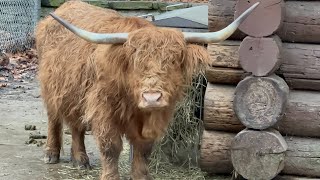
[[203, 83, 320, 138], [206, 41, 320, 91], [205, 67, 248, 84], [207, 41, 240, 68], [231, 174, 320, 180], [209, 1, 320, 43], [200, 130, 320, 177], [200, 130, 234, 174], [275, 176, 320, 180]]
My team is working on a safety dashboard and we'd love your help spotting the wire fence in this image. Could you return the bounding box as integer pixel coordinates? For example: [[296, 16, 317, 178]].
[[0, 0, 40, 53]]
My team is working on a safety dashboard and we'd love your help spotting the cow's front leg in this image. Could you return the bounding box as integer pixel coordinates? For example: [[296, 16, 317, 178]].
[[130, 141, 154, 180], [70, 125, 91, 169], [96, 131, 123, 180]]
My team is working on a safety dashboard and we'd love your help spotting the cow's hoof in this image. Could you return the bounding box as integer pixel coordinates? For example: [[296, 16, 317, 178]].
[[44, 152, 60, 164], [77, 162, 92, 170], [72, 159, 92, 170]]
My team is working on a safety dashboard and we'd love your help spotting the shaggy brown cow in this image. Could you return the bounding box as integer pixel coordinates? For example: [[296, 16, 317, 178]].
[[36, 1, 258, 179]]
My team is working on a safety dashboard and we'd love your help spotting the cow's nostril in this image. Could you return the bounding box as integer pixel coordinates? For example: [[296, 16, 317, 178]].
[[142, 92, 162, 102]]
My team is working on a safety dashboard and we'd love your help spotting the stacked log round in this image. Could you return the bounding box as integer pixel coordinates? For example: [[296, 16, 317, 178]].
[[231, 129, 287, 180], [204, 83, 320, 138], [239, 36, 282, 76], [227, 0, 289, 179], [233, 75, 289, 129], [202, 0, 320, 179], [206, 41, 320, 91], [209, 0, 320, 43], [200, 130, 320, 178], [234, 0, 284, 38]]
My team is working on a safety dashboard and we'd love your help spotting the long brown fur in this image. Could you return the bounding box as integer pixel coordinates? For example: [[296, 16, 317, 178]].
[[36, 1, 209, 179]]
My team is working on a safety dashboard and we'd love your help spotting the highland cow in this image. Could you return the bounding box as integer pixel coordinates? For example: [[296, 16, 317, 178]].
[[35, 1, 258, 179]]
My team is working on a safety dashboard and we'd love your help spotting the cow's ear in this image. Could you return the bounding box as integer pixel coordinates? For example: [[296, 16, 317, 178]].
[[182, 44, 210, 83]]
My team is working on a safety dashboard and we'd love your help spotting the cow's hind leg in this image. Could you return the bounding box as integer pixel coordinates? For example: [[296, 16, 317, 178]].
[[65, 112, 91, 169], [44, 111, 62, 164], [130, 141, 154, 180]]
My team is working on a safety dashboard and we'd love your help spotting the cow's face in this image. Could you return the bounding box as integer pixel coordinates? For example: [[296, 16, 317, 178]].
[[125, 28, 209, 110]]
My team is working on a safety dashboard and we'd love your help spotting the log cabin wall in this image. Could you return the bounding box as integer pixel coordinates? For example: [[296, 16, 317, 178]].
[[201, 0, 320, 179]]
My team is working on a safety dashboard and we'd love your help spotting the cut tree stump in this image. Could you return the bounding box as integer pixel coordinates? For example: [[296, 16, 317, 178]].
[[206, 41, 320, 91], [239, 36, 282, 76], [231, 129, 287, 180], [234, 0, 284, 37], [233, 75, 289, 129], [209, 1, 320, 43], [204, 83, 320, 138], [200, 130, 320, 177]]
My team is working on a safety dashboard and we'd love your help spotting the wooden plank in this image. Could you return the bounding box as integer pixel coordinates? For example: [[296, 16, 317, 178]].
[[204, 83, 320, 138]]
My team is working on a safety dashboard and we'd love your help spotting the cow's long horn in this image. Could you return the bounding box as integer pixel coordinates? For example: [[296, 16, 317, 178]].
[[183, 2, 259, 44], [49, 13, 128, 44]]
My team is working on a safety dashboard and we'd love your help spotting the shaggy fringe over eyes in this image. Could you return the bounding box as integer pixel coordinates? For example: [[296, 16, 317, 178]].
[[124, 27, 186, 71]]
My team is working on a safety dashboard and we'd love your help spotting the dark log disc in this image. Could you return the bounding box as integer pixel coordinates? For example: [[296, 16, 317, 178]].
[[231, 129, 287, 180], [239, 36, 282, 76], [233, 75, 289, 129], [234, 0, 284, 37]]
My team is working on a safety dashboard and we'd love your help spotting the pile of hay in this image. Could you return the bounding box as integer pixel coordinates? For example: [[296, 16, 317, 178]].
[[149, 72, 208, 178]]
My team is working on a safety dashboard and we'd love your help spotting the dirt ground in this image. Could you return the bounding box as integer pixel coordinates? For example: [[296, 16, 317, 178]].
[[0, 52, 230, 180]]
